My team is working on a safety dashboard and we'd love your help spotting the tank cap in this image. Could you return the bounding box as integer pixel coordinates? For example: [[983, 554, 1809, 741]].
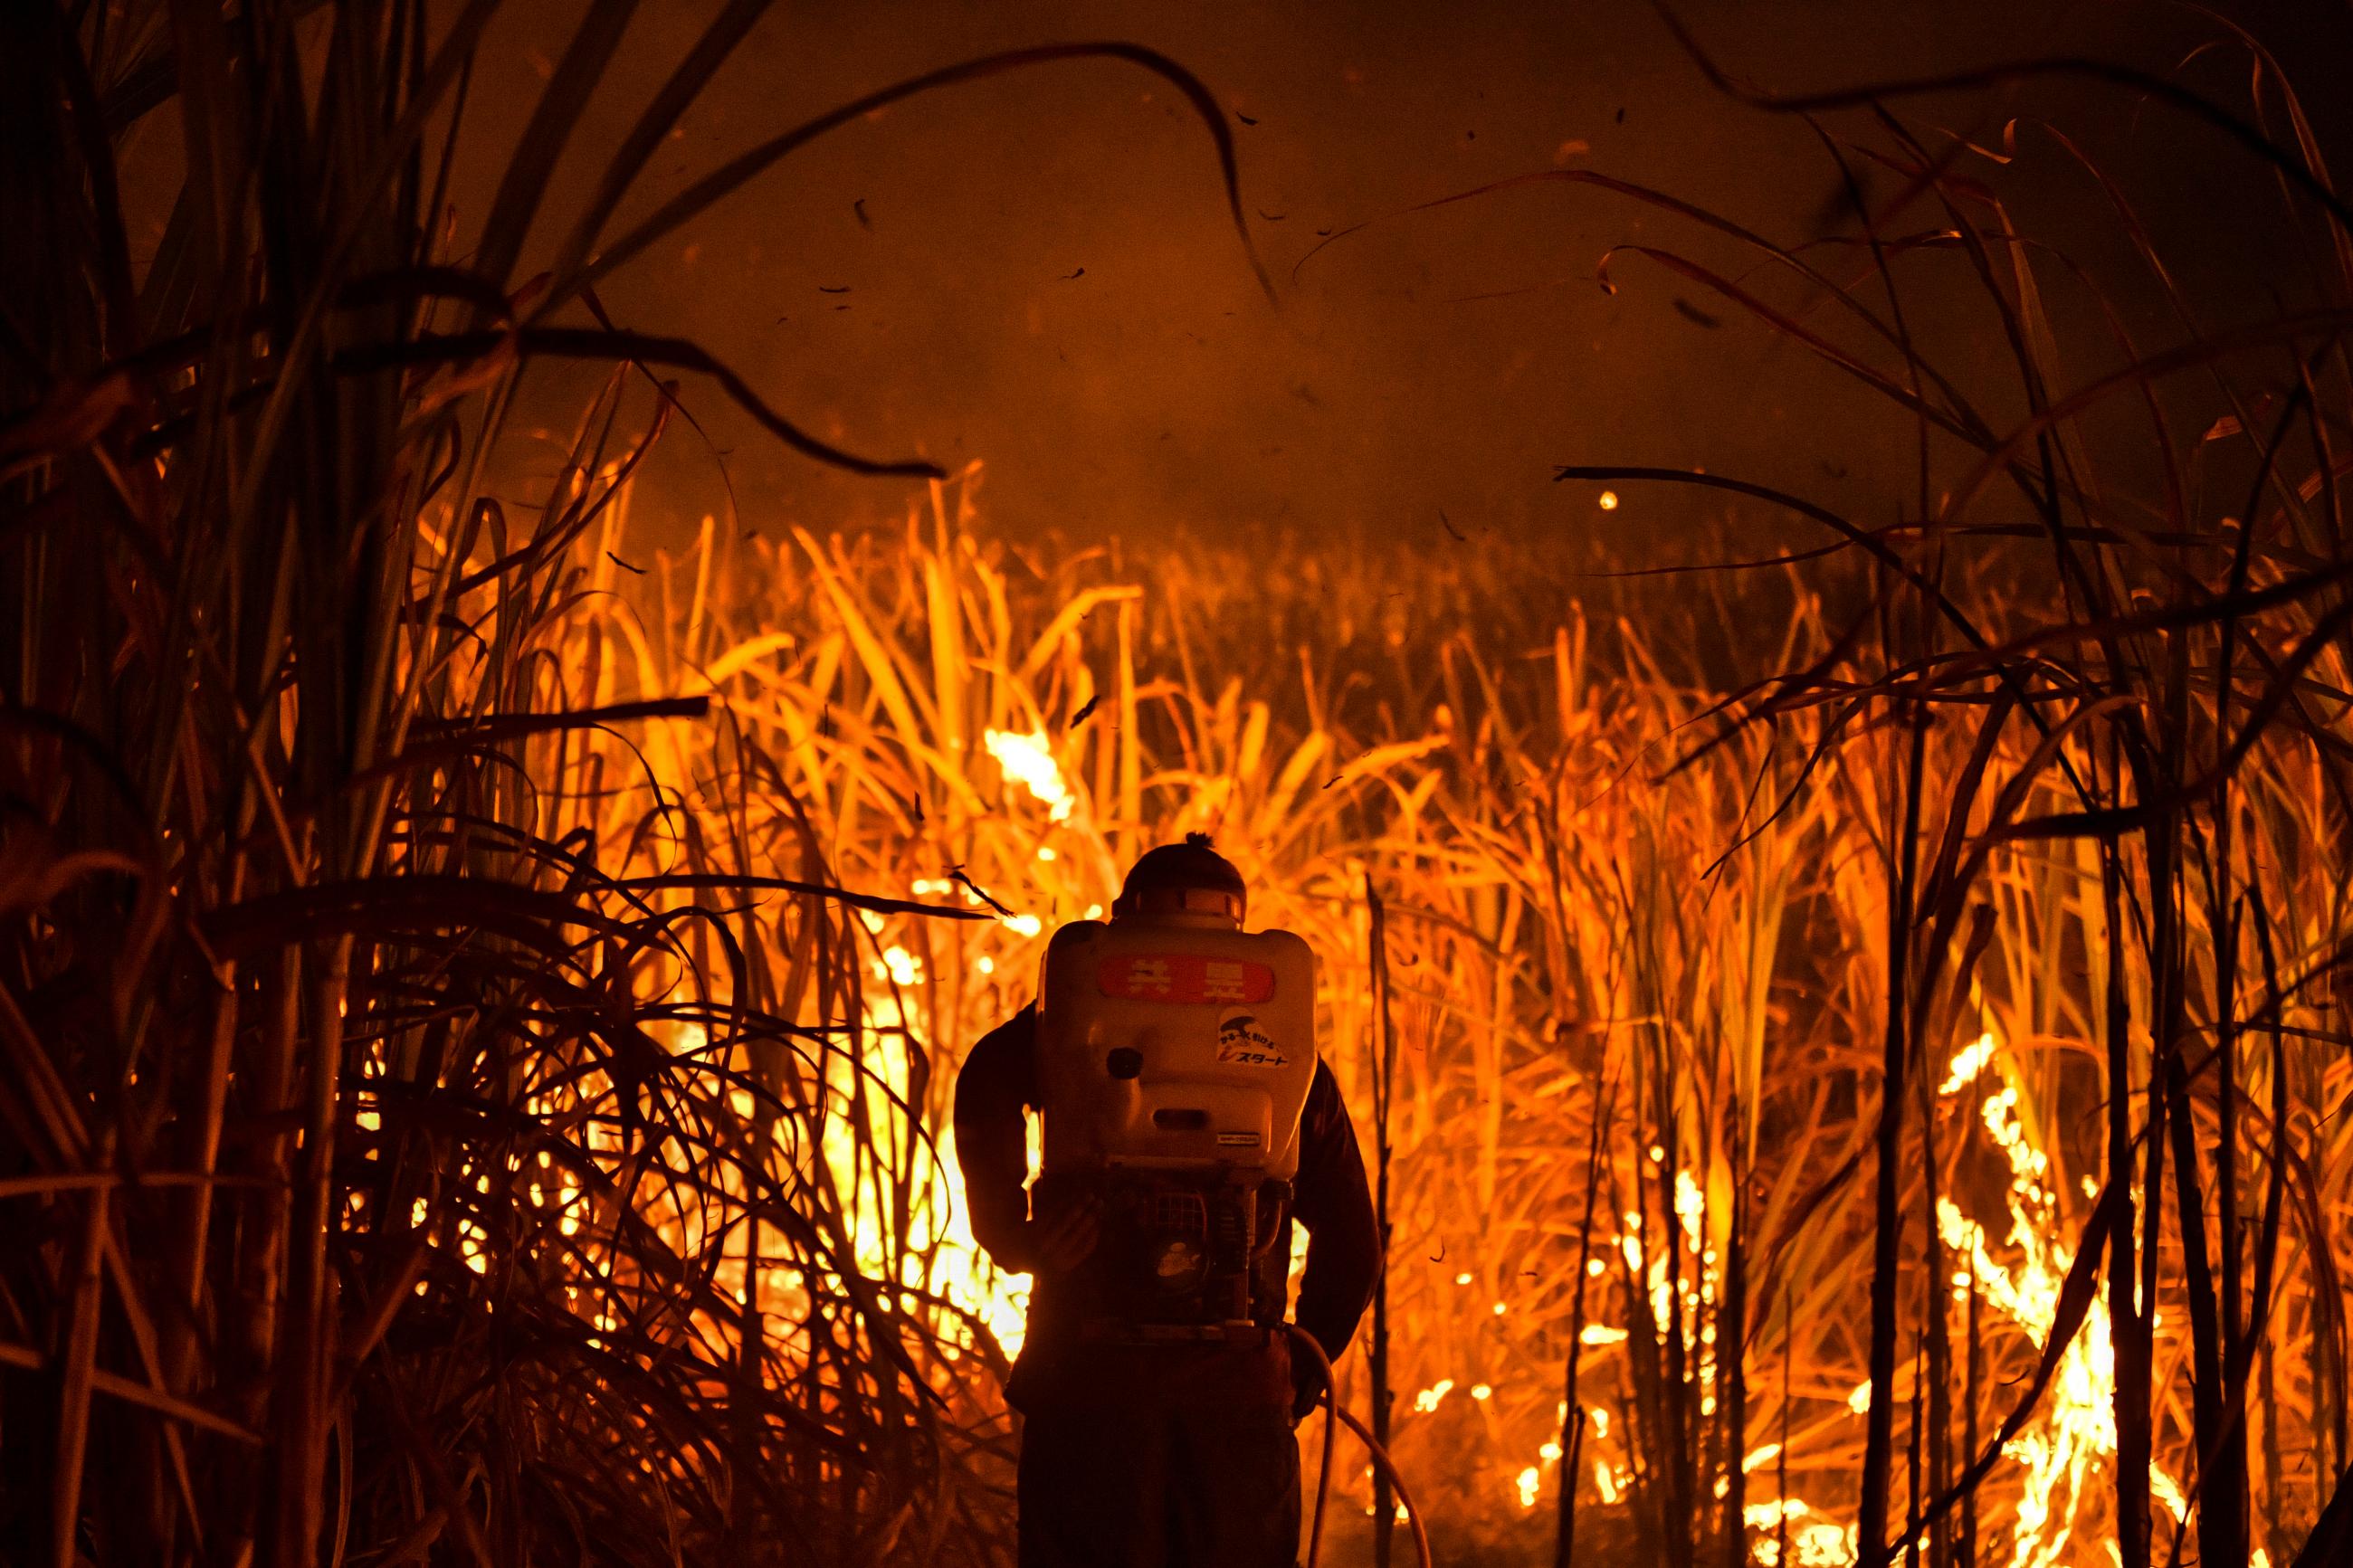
[[1105, 1048, 1143, 1080]]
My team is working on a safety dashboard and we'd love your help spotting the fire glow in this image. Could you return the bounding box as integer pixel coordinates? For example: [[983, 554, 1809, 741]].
[[524, 508, 2336, 1563]]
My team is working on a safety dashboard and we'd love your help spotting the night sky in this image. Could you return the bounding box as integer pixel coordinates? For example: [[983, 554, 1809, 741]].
[[432, 0, 2353, 555]]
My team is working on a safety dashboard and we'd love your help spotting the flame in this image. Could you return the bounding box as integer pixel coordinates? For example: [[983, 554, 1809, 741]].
[[1744, 1498, 1859, 1567], [931, 1124, 1034, 1356], [1731, 1031, 2188, 1568], [1933, 1031, 2187, 1568], [984, 727, 1076, 821], [844, 976, 1032, 1359], [1740, 1031, 2169, 1568], [1939, 1031, 1999, 1097], [586, 992, 1035, 1372]]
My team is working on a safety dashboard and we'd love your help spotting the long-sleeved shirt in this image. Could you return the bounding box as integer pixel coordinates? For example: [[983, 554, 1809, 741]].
[[952, 1002, 1380, 1372]]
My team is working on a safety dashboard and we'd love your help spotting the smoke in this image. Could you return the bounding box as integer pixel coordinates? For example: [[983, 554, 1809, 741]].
[[466, 0, 2353, 553]]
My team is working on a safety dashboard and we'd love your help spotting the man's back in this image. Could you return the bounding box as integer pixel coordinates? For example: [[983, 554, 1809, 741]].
[[953, 998, 1377, 1567], [955, 1003, 1377, 1361]]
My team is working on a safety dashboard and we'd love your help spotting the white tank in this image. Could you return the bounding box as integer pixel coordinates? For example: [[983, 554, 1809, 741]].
[[1035, 917, 1318, 1181]]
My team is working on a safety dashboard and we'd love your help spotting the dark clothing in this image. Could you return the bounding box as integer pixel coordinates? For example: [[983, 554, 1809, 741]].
[[1016, 1338, 1300, 1568], [953, 1003, 1379, 1566]]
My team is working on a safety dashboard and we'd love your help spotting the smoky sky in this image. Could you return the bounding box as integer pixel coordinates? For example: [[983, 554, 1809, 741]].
[[459, 0, 2353, 556]]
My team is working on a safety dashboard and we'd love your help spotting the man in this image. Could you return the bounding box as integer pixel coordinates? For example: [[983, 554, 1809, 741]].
[[954, 836, 1380, 1568]]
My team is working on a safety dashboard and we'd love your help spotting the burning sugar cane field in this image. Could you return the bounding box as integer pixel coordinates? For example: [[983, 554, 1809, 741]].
[[5, 2, 2353, 1565]]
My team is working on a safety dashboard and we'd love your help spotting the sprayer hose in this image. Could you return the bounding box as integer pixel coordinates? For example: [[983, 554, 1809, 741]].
[[1280, 1325, 1434, 1568]]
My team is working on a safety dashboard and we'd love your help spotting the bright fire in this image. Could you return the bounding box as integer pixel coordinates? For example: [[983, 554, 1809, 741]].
[[482, 505, 2302, 1559], [855, 936, 1033, 1357], [1933, 1031, 2187, 1568], [1482, 1028, 2179, 1559], [986, 727, 1076, 822]]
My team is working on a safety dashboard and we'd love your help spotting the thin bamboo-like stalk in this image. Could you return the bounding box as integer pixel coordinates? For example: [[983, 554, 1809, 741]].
[[1369, 872, 1400, 1567]]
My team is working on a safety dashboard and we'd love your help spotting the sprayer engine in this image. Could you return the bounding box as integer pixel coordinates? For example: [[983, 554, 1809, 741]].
[[1034, 916, 1318, 1331]]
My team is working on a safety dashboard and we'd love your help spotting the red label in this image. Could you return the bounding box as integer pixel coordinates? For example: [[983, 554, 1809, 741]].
[[1096, 954, 1277, 1004]]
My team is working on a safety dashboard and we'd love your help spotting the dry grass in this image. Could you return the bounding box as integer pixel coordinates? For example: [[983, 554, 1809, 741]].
[[553, 423, 2349, 1565]]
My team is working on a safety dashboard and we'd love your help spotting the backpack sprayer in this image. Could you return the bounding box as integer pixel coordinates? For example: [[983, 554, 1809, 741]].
[[1032, 836, 1431, 1568], [1033, 890, 1314, 1335]]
